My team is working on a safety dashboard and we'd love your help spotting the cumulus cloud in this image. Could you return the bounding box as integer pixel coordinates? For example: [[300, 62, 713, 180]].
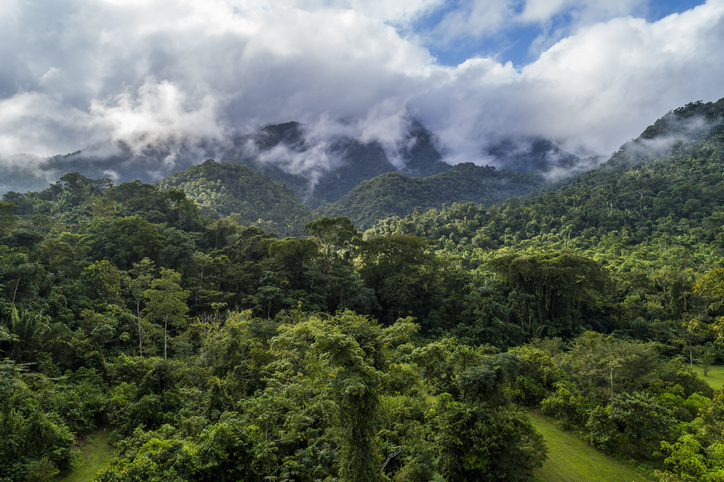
[[520, 0, 646, 23], [428, 0, 516, 42], [89, 80, 226, 154], [0, 92, 101, 161], [0, 0, 722, 178], [516, 1, 724, 153]]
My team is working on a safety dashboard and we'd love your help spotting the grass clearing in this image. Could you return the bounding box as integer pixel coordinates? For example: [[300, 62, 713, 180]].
[[691, 364, 724, 390], [529, 411, 652, 482], [59, 428, 115, 482]]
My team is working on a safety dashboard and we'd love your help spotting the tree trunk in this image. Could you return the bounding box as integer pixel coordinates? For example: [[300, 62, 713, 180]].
[[137, 299, 143, 359], [164, 314, 168, 361]]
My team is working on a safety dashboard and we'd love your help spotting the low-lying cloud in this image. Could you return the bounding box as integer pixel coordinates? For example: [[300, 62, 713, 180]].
[[0, 0, 722, 179]]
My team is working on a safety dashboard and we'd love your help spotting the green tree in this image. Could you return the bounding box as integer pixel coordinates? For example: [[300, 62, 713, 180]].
[[83, 215, 164, 270], [359, 234, 442, 326], [692, 267, 724, 342], [143, 269, 189, 361], [489, 252, 613, 337], [79, 260, 122, 309], [313, 312, 388, 481], [0, 201, 18, 238], [432, 353, 547, 481], [128, 258, 157, 359], [1, 306, 70, 364], [305, 216, 358, 273]]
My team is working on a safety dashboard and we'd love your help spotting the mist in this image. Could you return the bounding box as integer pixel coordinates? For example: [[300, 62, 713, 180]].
[[0, 0, 723, 182]]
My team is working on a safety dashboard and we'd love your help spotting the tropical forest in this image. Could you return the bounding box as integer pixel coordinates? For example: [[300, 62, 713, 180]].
[[3, 98, 724, 482]]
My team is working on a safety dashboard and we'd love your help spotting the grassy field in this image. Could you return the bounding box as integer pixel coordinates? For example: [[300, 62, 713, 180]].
[[529, 411, 652, 482], [59, 428, 115, 482], [691, 364, 724, 390]]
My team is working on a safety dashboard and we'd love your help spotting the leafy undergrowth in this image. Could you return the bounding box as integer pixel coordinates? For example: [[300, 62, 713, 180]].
[[529, 411, 652, 482], [691, 364, 724, 390], [59, 428, 115, 482]]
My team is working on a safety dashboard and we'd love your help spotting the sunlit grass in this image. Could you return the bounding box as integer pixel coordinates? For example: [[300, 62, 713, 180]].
[[691, 364, 724, 390], [59, 428, 115, 482], [529, 411, 652, 482]]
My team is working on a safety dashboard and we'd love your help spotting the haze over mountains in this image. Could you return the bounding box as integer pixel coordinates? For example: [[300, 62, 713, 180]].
[[0, 117, 578, 203], [3, 96, 722, 237]]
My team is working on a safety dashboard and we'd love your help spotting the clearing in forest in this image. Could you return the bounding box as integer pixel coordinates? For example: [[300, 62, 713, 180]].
[[59, 428, 115, 482], [692, 364, 724, 390], [529, 411, 652, 482]]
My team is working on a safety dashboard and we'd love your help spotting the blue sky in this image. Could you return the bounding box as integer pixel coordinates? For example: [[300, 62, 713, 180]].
[[418, 0, 707, 67], [0, 0, 722, 176]]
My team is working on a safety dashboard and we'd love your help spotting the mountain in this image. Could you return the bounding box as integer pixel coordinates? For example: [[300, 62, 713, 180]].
[[226, 121, 397, 207], [0, 138, 224, 195], [225, 120, 452, 207], [365, 97, 724, 254], [485, 136, 578, 173], [323, 162, 544, 230], [0, 119, 577, 209], [0, 119, 452, 202]]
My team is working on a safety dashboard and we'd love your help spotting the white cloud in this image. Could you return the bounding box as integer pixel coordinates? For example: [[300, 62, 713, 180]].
[[430, 0, 516, 41], [520, 0, 646, 24], [0, 92, 100, 158], [89, 80, 225, 151], [0, 0, 722, 176], [515, 0, 724, 154], [254, 0, 444, 24], [424, 0, 648, 50]]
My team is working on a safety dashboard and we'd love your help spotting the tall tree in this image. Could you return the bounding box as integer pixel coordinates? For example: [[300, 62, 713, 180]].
[[305, 216, 358, 273], [0, 202, 18, 238], [143, 268, 189, 361], [129, 258, 157, 359], [692, 267, 724, 342]]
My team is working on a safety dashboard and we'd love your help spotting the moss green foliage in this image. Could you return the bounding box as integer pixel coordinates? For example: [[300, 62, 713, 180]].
[[488, 252, 613, 337], [158, 160, 312, 237], [324, 162, 543, 229], [84, 313, 545, 482]]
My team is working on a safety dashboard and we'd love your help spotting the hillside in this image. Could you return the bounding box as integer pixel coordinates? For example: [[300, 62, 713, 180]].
[[226, 120, 453, 207], [0, 120, 454, 204], [157, 160, 312, 237], [323, 162, 544, 229], [0, 118, 580, 215], [369, 98, 724, 250]]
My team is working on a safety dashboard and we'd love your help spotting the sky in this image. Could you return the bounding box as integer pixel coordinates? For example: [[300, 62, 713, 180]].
[[0, 0, 723, 171]]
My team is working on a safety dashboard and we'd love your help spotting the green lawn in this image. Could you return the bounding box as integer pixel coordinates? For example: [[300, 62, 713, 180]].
[[529, 411, 652, 482], [59, 428, 115, 482], [691, 364, 724, 390]]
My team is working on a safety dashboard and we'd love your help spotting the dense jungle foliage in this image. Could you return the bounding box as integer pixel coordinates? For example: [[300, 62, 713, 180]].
[[322, 163, 544, 230], [157, 160, 312, 237], [1, 98, 724, 481]]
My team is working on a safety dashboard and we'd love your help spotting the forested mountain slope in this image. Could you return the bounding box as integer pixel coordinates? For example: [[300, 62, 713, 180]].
[[0, 120, 454, 205], [324, 162, 545, 229], [363, 97, 724, 356], [370, 98, 724, 253], [226, 120, 453, 207], [157, 160, 312, 236]]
